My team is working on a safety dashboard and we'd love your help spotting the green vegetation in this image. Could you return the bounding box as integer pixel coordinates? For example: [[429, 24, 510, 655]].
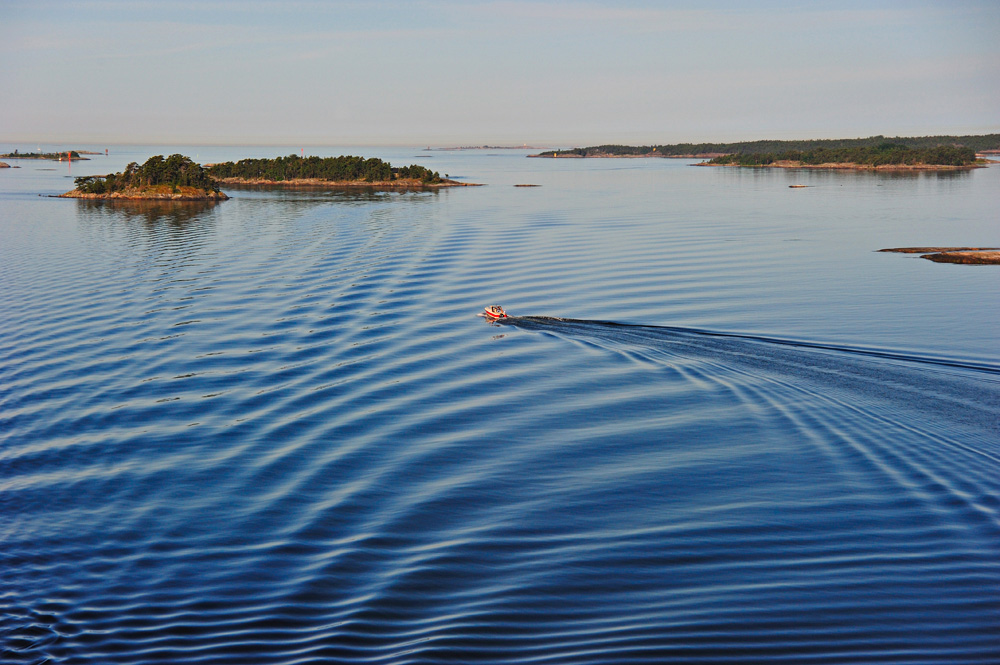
[[206, 155, 443, 184], [1, 149, 85, 160], [73, 154, 220, 195], [535, 134, 1000, 158], [707, 144, 978, 167]]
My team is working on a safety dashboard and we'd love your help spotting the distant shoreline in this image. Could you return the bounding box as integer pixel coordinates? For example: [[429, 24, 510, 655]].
[[530, 134, 1000, 160]]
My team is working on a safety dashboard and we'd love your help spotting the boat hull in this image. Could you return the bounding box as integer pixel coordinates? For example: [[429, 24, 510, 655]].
[[483, 306, 507, 319]]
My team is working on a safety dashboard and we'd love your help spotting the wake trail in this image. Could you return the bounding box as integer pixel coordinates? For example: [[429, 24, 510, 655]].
[[494, 314, 1000, 443], [498, 315, 1000, 375]]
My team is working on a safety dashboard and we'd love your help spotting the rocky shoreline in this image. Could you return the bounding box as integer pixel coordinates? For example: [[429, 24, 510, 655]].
[[60, 185, 228, 201]]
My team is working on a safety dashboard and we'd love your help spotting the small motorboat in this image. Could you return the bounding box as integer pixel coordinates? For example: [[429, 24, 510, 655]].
[[483, 304, 507, 319]]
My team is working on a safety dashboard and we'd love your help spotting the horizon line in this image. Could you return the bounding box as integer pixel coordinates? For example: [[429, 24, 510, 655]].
[[3, 129, 999, 151]]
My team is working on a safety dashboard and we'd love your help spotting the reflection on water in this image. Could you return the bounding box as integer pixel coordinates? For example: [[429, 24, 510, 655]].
[[73, 198, 222, 225], [220, 182, 449, 203], [73, 199, 222, 264]]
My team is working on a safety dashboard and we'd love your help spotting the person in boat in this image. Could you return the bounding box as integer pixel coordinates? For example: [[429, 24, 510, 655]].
[[490, 305, 505, 316]]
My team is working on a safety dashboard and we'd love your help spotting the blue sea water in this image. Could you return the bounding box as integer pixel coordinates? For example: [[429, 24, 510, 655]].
[[2, 145, 999, 663]]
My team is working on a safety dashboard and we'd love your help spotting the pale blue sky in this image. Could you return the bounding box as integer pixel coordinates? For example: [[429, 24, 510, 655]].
[[1, 0, 997, 146]]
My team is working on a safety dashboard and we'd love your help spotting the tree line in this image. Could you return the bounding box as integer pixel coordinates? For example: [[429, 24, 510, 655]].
[[539, 134, 1000, 158], [707, 144, 978, 167], [74, 154, 219, 194], [205, 155, 442, 184]]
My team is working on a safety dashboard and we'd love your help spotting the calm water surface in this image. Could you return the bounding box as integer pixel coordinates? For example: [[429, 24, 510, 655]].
[[2, 146, 999, 663]]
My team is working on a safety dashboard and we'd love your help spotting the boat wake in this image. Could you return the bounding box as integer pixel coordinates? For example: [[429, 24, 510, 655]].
[[497, 315, 1000, 374], [494, 314, 1000, 446]]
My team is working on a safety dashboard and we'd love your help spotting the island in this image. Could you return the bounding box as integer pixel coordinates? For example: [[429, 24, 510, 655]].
[[879, 247, 1000, 265], [1, 149, 90, 161], [60, 154, 228, 200], [205, 154, 479, 188], [531, 134, 1000, 162], [702, 144, 981, 170], [426, 145, 548, 151], [531, 144, 728, 158]]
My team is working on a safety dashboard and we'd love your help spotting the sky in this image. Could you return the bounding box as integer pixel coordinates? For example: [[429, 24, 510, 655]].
[[1, 0, 998, 146]]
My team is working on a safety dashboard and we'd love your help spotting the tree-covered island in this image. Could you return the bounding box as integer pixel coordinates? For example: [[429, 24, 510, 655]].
[[205, 154, 477, 188], [703, 144, 981, 170], [532, 134, 1000, 168], [1, 149, 91, 160], [61, 154, 228, 200]]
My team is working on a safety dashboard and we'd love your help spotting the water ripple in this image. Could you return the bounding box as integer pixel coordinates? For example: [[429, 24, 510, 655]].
[[2, 164, 999, 663]]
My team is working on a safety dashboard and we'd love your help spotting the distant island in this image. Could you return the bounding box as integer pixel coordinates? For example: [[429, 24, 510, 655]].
[[205, 154, 478, 188], [61, 154, 227, 200], [531, 146, 725, 158], [2, 149, 90, 161], [530, 134, 1000, 161], [703, 144, 981, 170], [427, 145, 548, 151]]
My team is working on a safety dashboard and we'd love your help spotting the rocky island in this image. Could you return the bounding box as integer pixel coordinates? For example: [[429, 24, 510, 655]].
[[205, 154, 478, 189], [61, 154, 228, 200], [879, 247, 1000, 265]]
